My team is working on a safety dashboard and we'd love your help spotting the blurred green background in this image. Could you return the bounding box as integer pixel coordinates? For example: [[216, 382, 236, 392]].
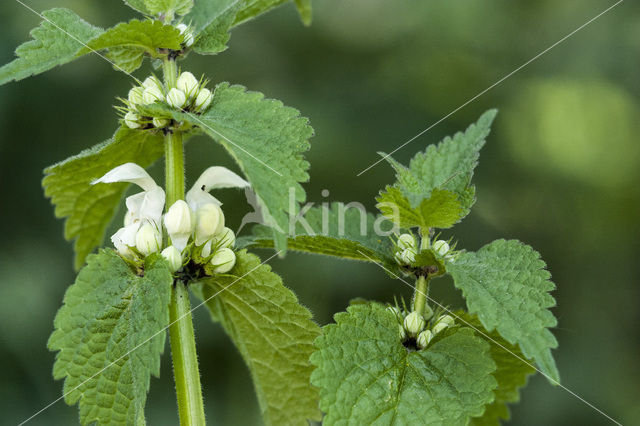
[[1, 0, 638, 424]]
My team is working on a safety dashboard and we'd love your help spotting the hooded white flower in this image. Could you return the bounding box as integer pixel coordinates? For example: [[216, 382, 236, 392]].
[[93, 163, 165, 257], [185, 166, 250, 245]]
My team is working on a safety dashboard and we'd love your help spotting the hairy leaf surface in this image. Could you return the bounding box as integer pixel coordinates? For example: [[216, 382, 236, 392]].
[[43, 127, 165, 270], [447, 239, 559, 383], [123, 0, 151, 15], [190, 0, 242, 54], [383, 110, 496, 219], [199, 250, 322, 425], [0, 8, 103, 85], [377, 186, 464, 229], [145, 0, 193, 16], [48, 250, 173, 425], [235, 0, 312, 26], [311, 303, 497, 425], [80, 19, 183, 73], [456, 313, 536, 426], [143, 83, 312, 251]]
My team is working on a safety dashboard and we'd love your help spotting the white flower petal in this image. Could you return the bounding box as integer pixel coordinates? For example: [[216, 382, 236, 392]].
[[139, 187, 166, 227], [92, 163, 158, 192], [186, 166, 249, 210]]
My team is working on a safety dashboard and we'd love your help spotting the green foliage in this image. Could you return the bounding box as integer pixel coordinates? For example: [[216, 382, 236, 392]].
[[0, 8, 103, 86], [191, 0, 242, 55], [458, 313, 536, 426], [447, 239, 560, 383], [48, 250, 173, 425], [79, 19, 184, 73], [377, 186, 464, 229], [143, 83, 313, 251], [198, 250, 322, 425], [311, 303, 497, 425], [43, 127, 165, 270], [235, 0, 313, 26], [145, 0, 194, 16], [243, 202, 400, 271], [123, 0, 151, 15], [383, 110, 496, 219]]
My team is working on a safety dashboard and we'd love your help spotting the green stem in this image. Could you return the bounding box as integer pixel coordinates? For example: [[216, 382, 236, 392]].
[[163, 57, 206, 426], [169, 281, 206, 426], [412, 275, 430, 315]]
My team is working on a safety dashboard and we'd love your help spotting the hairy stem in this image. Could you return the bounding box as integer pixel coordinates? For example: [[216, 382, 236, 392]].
[[164, 57, 206, 426], [412, 275, 430, 315]]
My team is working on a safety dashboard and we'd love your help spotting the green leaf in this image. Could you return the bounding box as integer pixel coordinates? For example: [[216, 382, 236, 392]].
[[310, 303, 497, 425], [145, 0, 194, 16], [191, 0, 242, 55], [384, 110, 497, 218], [43, 127, 165, 270], [377, 186, 464, 229], [123, 0, 151, 15], [142, 83, 313, 252], [48, 250, 173, 425], [242, 202, 400, 270], [456, 313, 535, 426], [79, 19, 183, 73], [447, 239, 560, 383], [235, 0, 312, 26], [198, 250, 322, 425], [0, 8, 103, 86]]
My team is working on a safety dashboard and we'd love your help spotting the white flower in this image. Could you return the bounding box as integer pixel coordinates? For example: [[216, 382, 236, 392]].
[[128, 86, 144, 106], [436, 314, 455, 327], [432, 322, 449, 335], [93, 163, 165, 258], [395, 248, 416, 265], [397, 233, 416, 251], [215, 227, 235, 249], [194, 88, 213, 111], [142, 76, 163, 91], [167, 88, 187, 109], [176, 23, 195, 47], [177, 72, 199, 97], [161, 245, 183, 272], [403, 311, 425, 337], [417, 330, 433, 349], [194, 203, 224, 246], [136, 221, 162, 255], [124, 111, 141, 129], [164, 200, 193, 251], [433, 240, 450, 256], [210, 247, 236, 273], [143, 85, 164, 104]]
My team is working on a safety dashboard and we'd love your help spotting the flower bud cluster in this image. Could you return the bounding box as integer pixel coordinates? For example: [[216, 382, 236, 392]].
[[121, 72, 213, 130], [389, 305, 456, 350], [394, 233, 418, 266]]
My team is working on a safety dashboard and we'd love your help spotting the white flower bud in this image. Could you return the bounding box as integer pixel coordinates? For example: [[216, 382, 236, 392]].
[[214, 227, 235, 249], [398, 324, 406, 340], [161, 246, 182, 272], [124, 111, 141, 129], [433, 240, 450, 256], [167, 88, 187, 109], [432, 322, 449, 335], [128, 86, 144, 106], [397, 233, 416, 251], [153, 117, 170, 128], [195, 203, 224, 245], [176, 23, 195, 47], [142, 76, 162, 91], [200, 240, 212, 258], [386, 306, 400, 317], [142, 85, 164, 104], [416, 330, 433, 349], [210, 248, 236, 273], [135, 222, 161, 256], [403, 311, 425, 337], [164, 200, 192, 235], [436, 314, 455, 327], [177, 72, 199, 97], [423, 305, 434, 321], [194, 88, 213, 111], [395, 248, 416, 265]]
